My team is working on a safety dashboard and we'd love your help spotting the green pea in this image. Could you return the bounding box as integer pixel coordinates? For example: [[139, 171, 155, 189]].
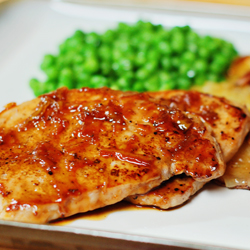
[[157, 41, 171, 55], [159, 79, 176, 90], [142, 31, 154, 42], [58, 68, 74, 89], [117, 22, 130, 31], [76, 72, 91, 83], [207, 73, 219, 82], [170, 26, 182, 34], [201, 35, 213, 46], [84, 46, 97, 58], [59, 42, 67, 55], [194, 59, 207, 73], [56, 55, 68, 69], [172, 57, 181, 69], [110, 83, 120, 90], [116, 77, 130, 90], [90, 75, 108, 88], [100, 62, 112, 75], [60, 67, 73, 79], [155, 29, 170, 41], [76, 77, 90, 89], [132, 81, 145, 92], [29, 78, 44, 96], [83, 57, 99, 73], [73, 55, 84, 65], [187, 43, 198, 53], [138, 42, 149, 51], [198, 47, 210, 59], [135, 51, 147, 66], [194, 75, 207, 86], [116, 41, 131, 53], [99, 45, 112, 61], [85, 32, 100, 46], [130, 36, 141, 47], [179, 63, 191, 76], [186, 30, 199, 43], [44, 67, 58, 80], [158, 71, 172, 83], [177, 77, 191, 90], [144, 61, 157, 73], [112, 59, 133, 74], [205, 38, 220, 53], [171, 32, 185, 54], [210, 56, 227, 73], [161, 57, 172, 70], [135, 20, 144, 28], [112, 48, 123, 61], [147, 50, 160, 61], [119, 59, 133, 72], [41, 54, 55, 70], [182, 25, 191, 33], [73, 30, 85, 41], [45, 80, 57, 92], [142, 21, 154, 30], [62, 51, 76, 66], [123, 71, 134, 80], [135, 68, 150, 80], [144, 75, 160, 91], [182, 51, 196, 63], [102, 29, 115, 43], [221, 43, 238, 59]]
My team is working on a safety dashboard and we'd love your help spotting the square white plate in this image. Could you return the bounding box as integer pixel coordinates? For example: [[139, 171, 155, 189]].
[[0, 1, 250, 249]]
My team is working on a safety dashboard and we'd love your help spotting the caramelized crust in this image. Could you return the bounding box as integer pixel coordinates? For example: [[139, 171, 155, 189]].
[[150, 90, 250, 162], [0, 87, 224, 223], [127, 90, 250, 209], [126, 175, 205, 209]]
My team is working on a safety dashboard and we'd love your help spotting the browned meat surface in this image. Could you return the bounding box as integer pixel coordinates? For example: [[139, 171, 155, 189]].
[[127, 90, 250, 209], [150, 90, 250, 162], [126, 175, 205, 209], [0, 87, 224, 223]]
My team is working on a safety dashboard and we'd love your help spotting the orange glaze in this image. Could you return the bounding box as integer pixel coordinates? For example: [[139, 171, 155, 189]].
[[100, 149, 153, 167], [155, 91, 220, 125], [0, 87, 224, 222], [51, 201, 152, 225], [152, 90, 248, 128], [150, 90, 250, 163]]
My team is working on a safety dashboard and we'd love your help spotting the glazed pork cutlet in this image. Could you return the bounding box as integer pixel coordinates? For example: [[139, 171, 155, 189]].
[[127, 90, 250, 209], [0, 87, 225, 223]]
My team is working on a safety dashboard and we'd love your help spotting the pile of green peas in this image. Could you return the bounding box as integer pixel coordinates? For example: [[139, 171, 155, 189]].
[[29, 20, 238, 96]]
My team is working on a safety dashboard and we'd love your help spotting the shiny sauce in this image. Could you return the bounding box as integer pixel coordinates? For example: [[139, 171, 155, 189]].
[[51, 201, 150, 225], [0, 87, 222, 219], [167, 92, 219, 125]]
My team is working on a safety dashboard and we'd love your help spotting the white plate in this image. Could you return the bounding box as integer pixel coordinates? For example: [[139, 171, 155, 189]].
[[0, 1, 250, 249]]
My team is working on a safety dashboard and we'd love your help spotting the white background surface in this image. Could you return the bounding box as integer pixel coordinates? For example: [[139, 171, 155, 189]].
[[1, 1, 250, 249]]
